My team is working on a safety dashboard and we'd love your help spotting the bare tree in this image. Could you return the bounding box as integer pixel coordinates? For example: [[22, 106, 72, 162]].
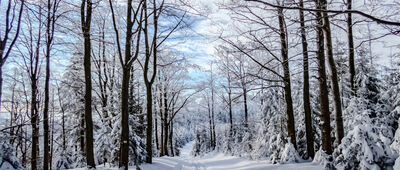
[[314, 0, 333, 155], [43, 0, 61, 169], [245, 0, 400, 27], [19, 4, 43, 169], [347, 0, 356, 96], [319, 0, 344, 146], [80, 0, 95, 167], [298, 0, 314, 158], [0, 0, 25, 113], [109, 0, 143, 168], [143, 0, 160, 163], [220, 1, 297, 148], [215, 47, 234, 137]]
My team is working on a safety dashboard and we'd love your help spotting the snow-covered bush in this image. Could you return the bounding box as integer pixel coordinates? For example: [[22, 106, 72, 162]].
[[268, 133, 287, 163], [387, 72, 400, 169], [313, 149, 335, 170], [280, 143, 301, 163], [54, 151, 73, 170], [230, 124, 255, 158], [0, 138, 24, 170], [192, 129, 212, 156], [334, 110, 396, 169], [333, 62, 398, 169]]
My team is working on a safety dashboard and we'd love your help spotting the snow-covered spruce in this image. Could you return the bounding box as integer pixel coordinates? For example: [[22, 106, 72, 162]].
[[334, 109, 396, 169], [0, 137, 24, 170]]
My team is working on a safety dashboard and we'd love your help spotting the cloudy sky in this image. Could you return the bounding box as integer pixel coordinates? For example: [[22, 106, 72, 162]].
[[174, 0, 400, 71]]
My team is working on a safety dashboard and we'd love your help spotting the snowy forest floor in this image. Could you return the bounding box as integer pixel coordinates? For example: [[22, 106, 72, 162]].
[[72, 141, 325, 170]]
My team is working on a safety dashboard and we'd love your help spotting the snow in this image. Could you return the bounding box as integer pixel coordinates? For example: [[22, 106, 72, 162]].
[[280, 143, 301, 163], [71, 141, 324, 170]]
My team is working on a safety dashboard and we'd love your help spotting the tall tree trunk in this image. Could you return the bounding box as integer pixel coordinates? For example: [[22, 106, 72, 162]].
[[10, 86, 15, 145], [43, 54, 50, 170], [211, 67, 216, 149], [160, 116, 164, 156], [208, 101, 213, 147], [62, 107, 66, 151], [169, 120, 174, 156], [144, 0, 159, 163], [30, 11, 42, 169], [228, 88, 233, 137], [145, 83, 154, 162], [50, 99, 55, 170], [22, 125, 27, 166], [298, 0, 314, 158], [81, 0, 95, 167], [120, 68, 131, 168], [159, 82, 164, 156], [109, 0, 143, 167], [163, 90, 169, 156], [211, 104, 216, 149], [43, 0, 54, 168], [155, 112, 159, 150], [320, 0, 344, 145], [243, 87, 248, 129], [278, 7, 297, 149], [347, 0, 356, 96], [119, 0, 134, 167], [315, 0, 333, 155], [31, 79, 39, 170]]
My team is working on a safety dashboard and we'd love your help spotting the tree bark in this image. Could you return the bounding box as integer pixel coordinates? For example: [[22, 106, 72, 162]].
[[160, 116, 164, 156], [109, 0, 143, 167], [43, 25, 50, 170], [159, 82, 164, 156], [144, 0, 159, 163], [163, 89, 169, 156], [210, 65, 216, 149], [278, 7, 297, 149], [315, 0, 333, 155], [298, 0, 314, 158], [243, 87, 248, 130], [43, 0, 57, 168], [319, 0, 344, 145], [81, 0, 95, 167], [119, 0, 134, 168], [50, 99, 55, 170], [31, 78, 39, 170], [145, 83, 154, 162], [347, 0, 356, 96], [228, 85, 233, 137], [208, 101, 214, 148], [120, 68, 131, 168], [211, 94, 216, 149], [169, 120, 174, 156], [30, 9, 42, 169]]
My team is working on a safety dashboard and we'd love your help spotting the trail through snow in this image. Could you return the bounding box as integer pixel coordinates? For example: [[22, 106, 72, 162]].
[[72, 142, 324, 170], [139, 141, 323, 170]]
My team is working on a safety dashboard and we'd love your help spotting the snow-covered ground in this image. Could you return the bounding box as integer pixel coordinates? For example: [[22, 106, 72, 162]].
[[140, 141, 323, 170], [74, 141, 323, 170]]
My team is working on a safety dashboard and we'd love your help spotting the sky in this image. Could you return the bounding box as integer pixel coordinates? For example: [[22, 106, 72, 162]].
[[178, 0, 400, 71], [1, 0, 400, 114]]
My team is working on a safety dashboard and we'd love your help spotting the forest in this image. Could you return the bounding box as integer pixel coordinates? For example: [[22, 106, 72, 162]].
[[0, 0, 400, 170]]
